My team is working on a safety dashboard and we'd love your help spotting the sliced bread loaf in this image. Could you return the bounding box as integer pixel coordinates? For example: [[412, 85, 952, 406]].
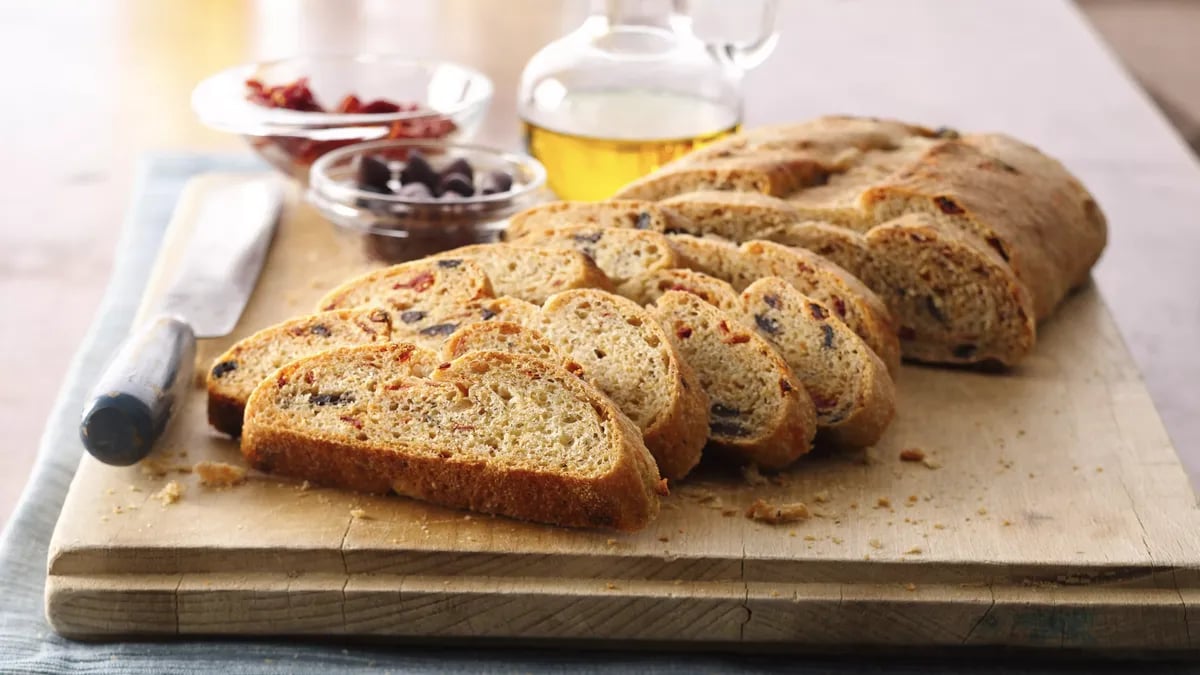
[[649, 290, 816, 469], [740, 277, 895, 448], [536, 289, 709, 480], [207, 308, 394, 437], [241, 344, 663, 531], [505, 200, 692, 241], [668, 234, 900, 374], [317, 258, 494, 313], [431, 243, 614, 304]]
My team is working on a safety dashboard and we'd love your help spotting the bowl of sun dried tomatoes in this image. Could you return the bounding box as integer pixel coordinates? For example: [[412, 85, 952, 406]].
[[192, 55, 493, 183]]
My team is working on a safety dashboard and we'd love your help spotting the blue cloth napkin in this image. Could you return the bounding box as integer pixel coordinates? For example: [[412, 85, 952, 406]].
[[0, 154, 1182, 674]]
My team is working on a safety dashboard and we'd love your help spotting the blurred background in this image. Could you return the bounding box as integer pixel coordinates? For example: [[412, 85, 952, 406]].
[[0, 0, 1197, 527]]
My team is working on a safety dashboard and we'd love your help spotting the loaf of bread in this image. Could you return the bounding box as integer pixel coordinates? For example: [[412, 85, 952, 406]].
[[241, 344, 663, 531], [649, 290, 816, 469], [536, 289, 709, 480], [431, 243, 614, 304], [609, 116, 1106, 365], [668, 234, 900, 374], [740, 277, 895, 447], [207, 308, 394, 436]]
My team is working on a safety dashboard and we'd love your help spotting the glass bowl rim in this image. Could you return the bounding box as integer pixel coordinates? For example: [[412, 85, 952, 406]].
[[192, 54, 495, 133], [308, 138, 548, 221]]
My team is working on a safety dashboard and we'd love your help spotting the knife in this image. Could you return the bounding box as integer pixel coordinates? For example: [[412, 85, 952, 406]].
[[80, 176, 282, 466]]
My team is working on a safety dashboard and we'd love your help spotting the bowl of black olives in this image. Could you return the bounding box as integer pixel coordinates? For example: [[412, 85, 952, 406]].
[[308, 139, 548, 260]]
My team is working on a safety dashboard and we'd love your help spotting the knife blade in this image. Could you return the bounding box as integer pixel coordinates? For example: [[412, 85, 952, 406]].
[[80, 176, 282, 466]]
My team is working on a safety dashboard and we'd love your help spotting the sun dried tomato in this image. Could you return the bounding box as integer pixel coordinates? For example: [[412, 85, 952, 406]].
[[244, 76, 459, 166]]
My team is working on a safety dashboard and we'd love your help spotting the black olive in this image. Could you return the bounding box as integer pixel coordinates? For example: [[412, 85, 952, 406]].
[[441, 157, 474, 183], [399, 151, 437, 188], [354, 154, 392, 193], [437, 173, 475, 198], [480, 171, 513, 195]]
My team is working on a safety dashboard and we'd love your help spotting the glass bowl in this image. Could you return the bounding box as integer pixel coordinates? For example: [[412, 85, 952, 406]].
[[192, 55, 493, 183], [308, 139, 548, 261]]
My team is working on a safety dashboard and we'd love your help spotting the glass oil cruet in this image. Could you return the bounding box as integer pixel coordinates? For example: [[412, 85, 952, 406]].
[[518, 0, 779, 201]]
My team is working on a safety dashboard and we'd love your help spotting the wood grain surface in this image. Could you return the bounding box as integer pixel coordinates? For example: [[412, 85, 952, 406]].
[[44, 174, 1200, 649]]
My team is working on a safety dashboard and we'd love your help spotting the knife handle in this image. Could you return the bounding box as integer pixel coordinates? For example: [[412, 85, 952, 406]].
[[80, 316, 197, 466]]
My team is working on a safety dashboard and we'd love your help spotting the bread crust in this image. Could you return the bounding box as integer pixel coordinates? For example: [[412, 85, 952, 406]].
[[242, 346, 661, 531]]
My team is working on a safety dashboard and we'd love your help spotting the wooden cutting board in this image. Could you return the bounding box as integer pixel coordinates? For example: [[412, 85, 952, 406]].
[[46, 174, 1200, 651]]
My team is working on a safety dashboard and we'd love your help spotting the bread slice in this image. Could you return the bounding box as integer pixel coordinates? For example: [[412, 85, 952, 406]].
[[620, 268, 742, 313], [505, 200, 692, 241], [536, 289, 709, 480], [740, 277, 895, 447], [511, 225, 681, 292], [441, 321, 586, 380], [649, 290, 816, 469], [388, 296, 543, 349], [206, 308, 394, 437], [658, 191, 797, 241], [242, 344, 663, 531], [612, 152, 829, 201], [668, 235, 900, 374], [317, 258, 494, 312], [431, 243, 614, 304]]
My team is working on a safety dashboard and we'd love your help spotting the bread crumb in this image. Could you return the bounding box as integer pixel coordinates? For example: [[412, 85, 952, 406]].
[[907, 494, 918, 503], [813, 490, 830, 503], [128, 484, 142, 492], [350, 508, 369, 519], [606, 538, 618, 547], [1096, 466, 1104, 473], [745, 499, 810, 524], [1002, 519, 1013, 527], [899, 448, 926, 462], [721, 508, 738, 517], [921, 457, 942, 470], [194, 461, 246, 487], [905, 583, 917, 592], [605, 582, 618, 590], [868, 538, 883, 549], [741, 464, 768, 486], [297, 481, 312, 492], [832, 537, 844, 545], [106, 488, 115, 496], [770, 590, 781, 598], [849, 502, 858, 510], [803, 534, 817, 541], [904, 547, 923, 555], [154, 480, 183, 506], [112, 505, 123, 515], [140, 458, 192, 477], [876, 497, 891, 508], [788, 530, 797, 538], [658, 535, 670, 543], [977, 507, 988, 516]]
